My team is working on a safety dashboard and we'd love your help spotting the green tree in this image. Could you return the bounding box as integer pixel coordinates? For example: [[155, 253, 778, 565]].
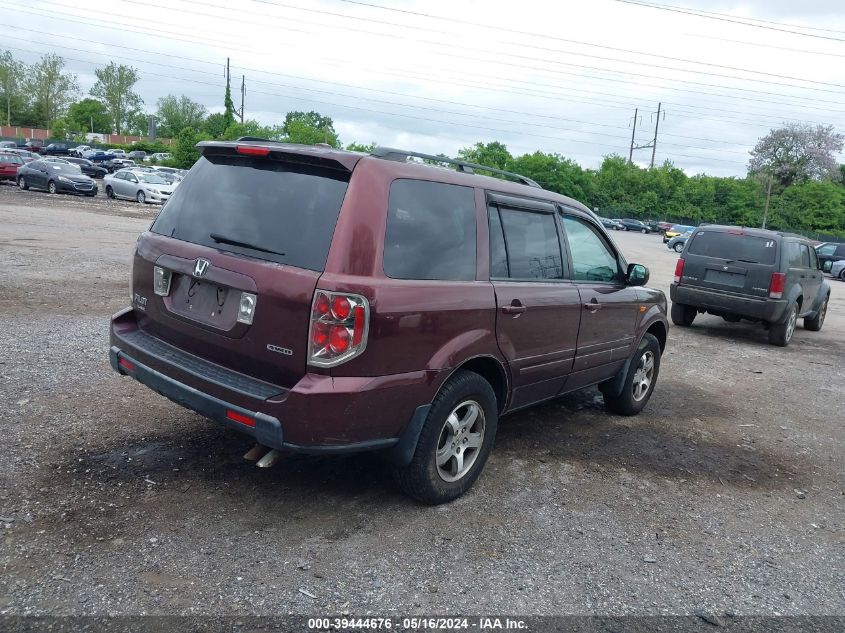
[[156, 94, 207, 138], [0, 50, 26, 126], [172, 126, 201, 169], [203, 112, 228, 138], [223, 75, 236, 131], [282, 111, 339, 146], [66, 98, 111, 134], [457, 141, 513, 171], [27, 53, 79, 129], [345, 141, 375, 153], [90, 62, 144, 134]]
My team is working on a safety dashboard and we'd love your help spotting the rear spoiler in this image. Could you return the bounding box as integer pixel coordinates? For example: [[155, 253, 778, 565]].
[[196, 140, 361, 172]]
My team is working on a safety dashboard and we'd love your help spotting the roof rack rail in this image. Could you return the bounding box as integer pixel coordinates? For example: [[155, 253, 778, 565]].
[[370, 146, 541, 188]]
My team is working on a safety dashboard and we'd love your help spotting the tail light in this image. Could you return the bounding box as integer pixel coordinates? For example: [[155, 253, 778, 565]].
[[153, 266, 172, 296], [308, 290, 369, 367], [768, 272, 786, 299], [674, 258, 685, 284]]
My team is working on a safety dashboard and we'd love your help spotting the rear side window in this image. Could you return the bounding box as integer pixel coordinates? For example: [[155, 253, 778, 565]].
[[836, 244, 845, 256], [687, 231, 777, 265], [383, 179, 476, 281], [495, 207, 563, 280], [151, 155, 350, 271], [785, 242, 803, 268]]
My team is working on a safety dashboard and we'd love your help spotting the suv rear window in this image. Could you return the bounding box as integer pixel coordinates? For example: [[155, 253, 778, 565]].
[[687, 230, 777, 265], [151, 155, 349, 271]]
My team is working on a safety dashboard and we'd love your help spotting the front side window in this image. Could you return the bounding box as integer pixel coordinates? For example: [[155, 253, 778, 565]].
[[496, 207, 563, 280], [383, 179, 476, 281], [561, 215, 620, 283]]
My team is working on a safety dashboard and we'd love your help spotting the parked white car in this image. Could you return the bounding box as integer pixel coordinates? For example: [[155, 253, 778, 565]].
[[831, 259, 845, 281], [72, 145, 91, 157], [111, 149, 127, 158], [103, 169, 175, 204], [145, 152, 172, 163]]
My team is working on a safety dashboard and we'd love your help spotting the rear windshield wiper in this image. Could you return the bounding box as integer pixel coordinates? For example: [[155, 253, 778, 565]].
[[210, 233, 286, 257]]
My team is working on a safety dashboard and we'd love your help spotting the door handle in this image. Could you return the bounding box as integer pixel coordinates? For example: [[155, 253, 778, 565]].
[[501, 304, 526, 315], [584, 302, 603, 311]]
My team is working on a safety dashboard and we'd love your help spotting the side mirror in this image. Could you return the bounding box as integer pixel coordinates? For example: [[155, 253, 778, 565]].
[[626, 263, 649, 286]]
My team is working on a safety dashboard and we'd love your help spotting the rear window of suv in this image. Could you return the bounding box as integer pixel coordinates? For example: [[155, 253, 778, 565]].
[[687, 230, 777, 265], [151, 155, 350, 271]]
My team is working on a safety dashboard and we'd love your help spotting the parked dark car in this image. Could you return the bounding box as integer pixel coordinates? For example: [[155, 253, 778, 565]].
[[815, 242, 845, 273], [103, 158, 135, 172], [109, 142, 669, 504], [128, 150, 147, 160], [83, 149, 116, 163], [599, 217, 624, 230], [670, 226, 829, 346], [64, 156, 108, 179], [656, 221, 674, 233], [43, 143, 71, 156], [24, 140, 44, 153], [666, 231, 692, 253], [0, 151, 24, 181], [16, 159, 98, 196], [642, 220, 662, 232], [617, 218, 651, 233]]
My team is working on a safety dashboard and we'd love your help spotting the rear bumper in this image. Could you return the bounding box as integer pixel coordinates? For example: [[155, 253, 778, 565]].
[[670, 284, 787, 322], [109, 308, 440, 456]]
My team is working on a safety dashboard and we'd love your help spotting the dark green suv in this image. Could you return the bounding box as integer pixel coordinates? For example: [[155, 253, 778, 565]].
[[670, 226, 830, 346]]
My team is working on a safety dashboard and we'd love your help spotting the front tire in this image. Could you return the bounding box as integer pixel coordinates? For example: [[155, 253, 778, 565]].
[[673, 242, 684, 253], [839, 269, 845, 281], [671, 302, 696, 326], [768, 302, 798, 346], [602, 333, 661, 416], [106, 186, 115, 199], [18, 176, 28, 190], [641, 228, 648, 234], [392, 371, 497, 504], [804, 294, 828, 332], [136, 190, 145, 204], [48, 180, 57, 194]]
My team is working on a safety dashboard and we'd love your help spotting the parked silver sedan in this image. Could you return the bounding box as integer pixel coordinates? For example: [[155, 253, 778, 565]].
[[103, 169, 175, 204]]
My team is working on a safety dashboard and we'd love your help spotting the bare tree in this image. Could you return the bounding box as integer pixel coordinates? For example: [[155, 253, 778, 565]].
[[748, 123, 844, 188]]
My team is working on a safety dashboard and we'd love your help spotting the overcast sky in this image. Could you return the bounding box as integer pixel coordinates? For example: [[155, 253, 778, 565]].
[[3, 0, 845, 177]]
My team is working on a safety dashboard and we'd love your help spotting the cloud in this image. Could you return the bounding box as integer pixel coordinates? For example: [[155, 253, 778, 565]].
[[3, 0, 844, 178]]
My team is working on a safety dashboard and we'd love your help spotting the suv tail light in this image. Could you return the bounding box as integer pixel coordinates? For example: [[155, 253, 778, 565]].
[[308, 290, 369, 367], [768, 272, 786, 299], [674, 258, 684, 284]]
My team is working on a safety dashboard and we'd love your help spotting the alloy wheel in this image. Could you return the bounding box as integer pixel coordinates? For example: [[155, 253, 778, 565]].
[[436, 400, 485, 483], [632, 350, 655, 402]]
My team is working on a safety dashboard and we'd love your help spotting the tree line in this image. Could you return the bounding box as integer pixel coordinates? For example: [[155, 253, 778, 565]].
[[2, 50, 843, 237]]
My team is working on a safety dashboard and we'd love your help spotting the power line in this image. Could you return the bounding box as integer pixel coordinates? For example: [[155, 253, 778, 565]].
[[684, 33, 845, 59], [2, 41, 750, 167], [26, 0, 845, 99], [9, 1, 845, 118], [612, 0, 845, 43], [619, 0, 845, 35], [1, 36, 751, 158]]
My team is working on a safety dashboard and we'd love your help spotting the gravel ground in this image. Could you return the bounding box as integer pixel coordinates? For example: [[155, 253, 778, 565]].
[[0, 182, 843, 617]]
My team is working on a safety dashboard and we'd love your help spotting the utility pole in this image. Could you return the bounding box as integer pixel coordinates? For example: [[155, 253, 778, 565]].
[[650, 102, 662, 168], [762, 173, 773, 229], [628, 107, 638, 166], [240, 75, 245, 123], [628, 104, 663, 167]]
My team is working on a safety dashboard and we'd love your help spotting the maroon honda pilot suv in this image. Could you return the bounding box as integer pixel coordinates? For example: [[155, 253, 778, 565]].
[[110, 141, 668, 503]]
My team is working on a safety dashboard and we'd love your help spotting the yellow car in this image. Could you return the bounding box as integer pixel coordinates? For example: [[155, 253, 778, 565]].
[[663, 224, 696, 243]]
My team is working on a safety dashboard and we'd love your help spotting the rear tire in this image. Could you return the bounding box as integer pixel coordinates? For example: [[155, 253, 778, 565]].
[[671, 302, 696, 326], [392, 371, 497, 505], [768, 302, 798, 346], [602, 333, 661, 416], [47, 180, 57, 194], [641, 228, 648, 234], [804, 294, 828, 332], [839, 269, 845, 281], [673, 242, 684, 253], [722, 314, 741, 323]]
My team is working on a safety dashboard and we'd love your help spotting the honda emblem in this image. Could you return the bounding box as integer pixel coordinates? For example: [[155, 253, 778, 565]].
[[193, 258, 210, 277]]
